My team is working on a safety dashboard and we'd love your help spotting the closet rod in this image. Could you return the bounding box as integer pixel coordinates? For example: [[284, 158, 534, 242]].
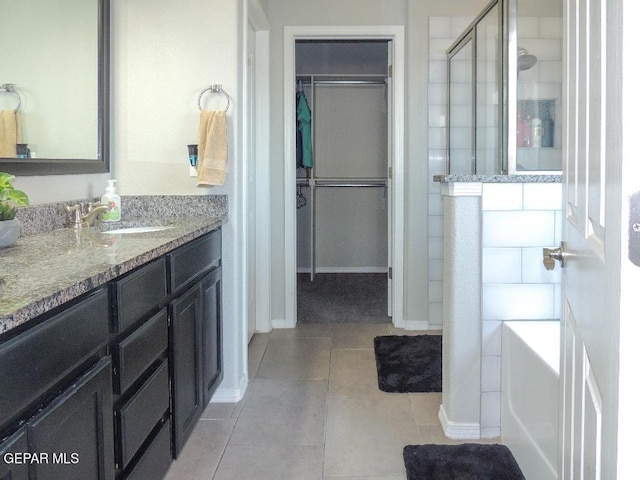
[[296, 75, 387, 86], [296, 178, 387, 187], [313, 80, 387, 86], [315, 180, 387, 188]]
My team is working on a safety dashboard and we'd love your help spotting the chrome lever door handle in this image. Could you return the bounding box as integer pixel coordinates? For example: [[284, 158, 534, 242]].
[[543, 241, 566, 270]]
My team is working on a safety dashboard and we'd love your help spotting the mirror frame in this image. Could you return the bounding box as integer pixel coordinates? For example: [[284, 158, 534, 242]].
[[0, 0, 110, 176]]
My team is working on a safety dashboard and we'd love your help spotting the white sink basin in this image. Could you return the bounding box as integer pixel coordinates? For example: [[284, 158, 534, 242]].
[[100, 226, 175, 234]]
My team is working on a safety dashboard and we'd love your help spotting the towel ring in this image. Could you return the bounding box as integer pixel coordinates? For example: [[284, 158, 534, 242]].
[[0, 84, 21, 111], [198, 84, 230, 112]]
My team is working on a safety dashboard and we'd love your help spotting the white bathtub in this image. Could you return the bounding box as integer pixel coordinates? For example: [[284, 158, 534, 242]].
[[501, 321, 560, 480]]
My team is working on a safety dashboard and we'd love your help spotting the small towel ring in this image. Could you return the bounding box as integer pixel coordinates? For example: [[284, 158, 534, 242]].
[[0, 84, 22, 111], [198, 84, 230, 112]]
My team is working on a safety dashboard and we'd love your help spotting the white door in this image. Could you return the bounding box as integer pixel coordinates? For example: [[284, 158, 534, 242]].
[[246, 23, 257, 342], [559, 0, 639, 478]]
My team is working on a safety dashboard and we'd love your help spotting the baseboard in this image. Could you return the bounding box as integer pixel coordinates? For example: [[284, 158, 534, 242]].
[[481, 426, 501, 439], [211, 375, 248, 403], [438, 405, 481, 439], [403, 319, 431, 331], [271, 318, 294, 329]]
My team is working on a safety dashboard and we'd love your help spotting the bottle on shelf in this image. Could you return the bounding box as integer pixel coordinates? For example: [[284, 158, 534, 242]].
[[517, 110, 525, 147], [542, 114, 554, 148], [531, 117, 543, 148], [523, 114, 532, 147]]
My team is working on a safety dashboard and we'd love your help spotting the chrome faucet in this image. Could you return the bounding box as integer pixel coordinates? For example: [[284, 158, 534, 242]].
[[66, 202, 111, 228]]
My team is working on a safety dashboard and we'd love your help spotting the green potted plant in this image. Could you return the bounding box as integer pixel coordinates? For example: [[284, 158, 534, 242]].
[[0, 172, 29, 248]]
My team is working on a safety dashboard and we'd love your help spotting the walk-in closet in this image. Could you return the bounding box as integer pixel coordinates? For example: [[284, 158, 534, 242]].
[[295, 40, 391, 324]]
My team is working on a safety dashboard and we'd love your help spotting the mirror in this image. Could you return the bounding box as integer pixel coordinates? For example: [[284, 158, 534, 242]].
[[0, 0, 109, 175]]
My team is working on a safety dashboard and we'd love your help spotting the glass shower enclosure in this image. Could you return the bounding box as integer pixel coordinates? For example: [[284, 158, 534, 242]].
[[446, 0, 562, 175]]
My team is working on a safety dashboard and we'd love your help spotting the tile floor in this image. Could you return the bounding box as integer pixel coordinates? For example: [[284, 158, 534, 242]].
[[163, 323, 497, 480]]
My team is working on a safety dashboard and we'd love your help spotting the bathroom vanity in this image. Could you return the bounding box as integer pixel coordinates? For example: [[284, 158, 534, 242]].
[[0, 197, 226, 480]]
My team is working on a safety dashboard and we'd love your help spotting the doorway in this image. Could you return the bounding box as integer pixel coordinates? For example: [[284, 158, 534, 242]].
[[295, 39, 390, 324], [283, 26, 406, 329]]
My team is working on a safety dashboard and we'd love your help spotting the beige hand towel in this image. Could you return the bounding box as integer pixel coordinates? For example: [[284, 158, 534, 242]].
[[197, 110, 228, 187], [0, 110, 22, 158]]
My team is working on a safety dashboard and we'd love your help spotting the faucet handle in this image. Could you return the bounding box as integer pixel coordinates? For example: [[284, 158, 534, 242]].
[[65, 203, 80, 212], [65, 204, 83, 227]]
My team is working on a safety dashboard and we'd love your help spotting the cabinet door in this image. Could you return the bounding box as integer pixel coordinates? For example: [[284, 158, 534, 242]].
[[0, 427, 29, 480], [169, 284, 203, 458], [202, 267, 223, 404], [27, 357, 114, 480]]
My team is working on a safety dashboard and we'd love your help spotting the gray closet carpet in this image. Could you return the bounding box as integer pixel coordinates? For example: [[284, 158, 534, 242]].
[[297, 273, 390, 324]]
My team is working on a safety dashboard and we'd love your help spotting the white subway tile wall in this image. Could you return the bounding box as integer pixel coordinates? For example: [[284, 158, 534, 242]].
[[481, 355, 502, 392], [482, 320, 503, 356], [483, 211, 556, 247], [482, 248, 522, 284], [481, 182, 561, 437], [483, 284, 556, 320], [481, 391, 502, 438], [482, 183, 524, 211]]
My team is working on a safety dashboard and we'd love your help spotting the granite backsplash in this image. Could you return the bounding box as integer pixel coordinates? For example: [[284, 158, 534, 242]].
[[15, 195, 228, 237]]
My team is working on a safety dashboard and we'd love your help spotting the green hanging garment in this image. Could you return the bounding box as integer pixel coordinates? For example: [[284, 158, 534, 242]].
[[296, 90, 313, 168]]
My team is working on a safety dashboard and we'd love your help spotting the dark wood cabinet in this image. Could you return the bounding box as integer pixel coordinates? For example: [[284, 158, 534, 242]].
[[168, 230, 223, 458]]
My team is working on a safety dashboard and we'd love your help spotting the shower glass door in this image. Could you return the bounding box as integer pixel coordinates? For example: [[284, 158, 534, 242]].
[[447, 37, 474, 175], [475, 4, 502, 175], [446, 0, 503, 175], [445, 0, 563, 175]]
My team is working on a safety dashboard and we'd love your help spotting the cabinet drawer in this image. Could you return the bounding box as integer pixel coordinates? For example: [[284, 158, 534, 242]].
[[0, 288, 109, 429], [168, 229, 221, 293], [113, 258, 167, 332], [124, 421, 172, 480], [113, 309, 168, 395], [116, 360, 169, 469]]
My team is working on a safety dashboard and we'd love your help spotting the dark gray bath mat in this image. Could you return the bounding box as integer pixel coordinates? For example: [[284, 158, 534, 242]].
[[403, 443, 526, 480], [373, 334, 442, 392]]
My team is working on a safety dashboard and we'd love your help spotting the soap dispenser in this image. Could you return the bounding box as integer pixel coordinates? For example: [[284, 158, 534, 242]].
[[101, 179, 121, 222]]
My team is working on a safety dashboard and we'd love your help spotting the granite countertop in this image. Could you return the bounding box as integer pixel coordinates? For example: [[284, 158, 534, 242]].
[[0, 198, 227, 335], [434, 174, 562, 183]]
